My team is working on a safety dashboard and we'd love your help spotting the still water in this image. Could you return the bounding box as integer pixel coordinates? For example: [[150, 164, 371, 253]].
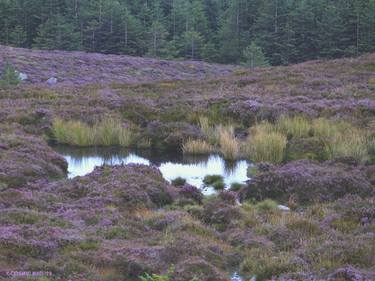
[[54, 146, 252, 195]]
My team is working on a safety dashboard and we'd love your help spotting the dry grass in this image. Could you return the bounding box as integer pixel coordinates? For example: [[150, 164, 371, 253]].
[[277, 115, 311, 138], [52, 118, 134, 147], [217, 125, 240, 160], [246, 124, 287, 164], [325, 128, 369, 162], [199, 116, 219, 144], [182, 139, 216, 154]]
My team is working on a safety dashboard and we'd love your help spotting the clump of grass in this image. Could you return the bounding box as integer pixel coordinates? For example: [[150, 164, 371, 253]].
[[325, 128, 369, 162], [230, 182, 244, 191], [240, 250, 296, 281], [217, 125, 240, 160], [247, 166, 259, 177], [52, 118, 134, 147], [246, 124, 287, 164], [203, 174, 226, 190], [171, 177, 186, 187], [312, 118, 338, 139], [212, 181, 226, 190], [277, 115, 311, 138], [203, 175, 224, 185], [52, 118, 96, 146], [255, 199, 279, 213], [182, 139, 215, 154], [199, 116, 218, 144]]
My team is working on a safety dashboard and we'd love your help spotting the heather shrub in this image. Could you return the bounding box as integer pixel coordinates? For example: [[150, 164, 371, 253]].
[[182, 139, 215, 154], [246, 124, 287, 163], [139, 263, 201, 281], [244, 160, 372, 204], [286, 218, 322, 236], [240, 250, 297, 281], [277, 115, 311, 138]]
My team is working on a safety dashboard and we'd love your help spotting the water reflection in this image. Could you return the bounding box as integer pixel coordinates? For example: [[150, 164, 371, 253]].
[[54, 146, 252, 194]]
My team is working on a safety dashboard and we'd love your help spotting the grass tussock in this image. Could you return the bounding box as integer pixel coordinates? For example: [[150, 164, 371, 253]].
[[182, 139, 216, 154], [52, 118, 134, 147], [246, 123, 287, 164], [217, 125, 240, 160], [325, 128, 369, 162], [245, 117, 370, 163], [199, 116, 218, 145], [277, 115, 311, 138]]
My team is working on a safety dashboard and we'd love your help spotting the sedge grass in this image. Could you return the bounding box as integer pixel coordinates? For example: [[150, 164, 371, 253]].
[[52, 118, 134, 147], [217, 125, 240, 160], [246, 125, 287, 164], [182, 139, 216, 154]]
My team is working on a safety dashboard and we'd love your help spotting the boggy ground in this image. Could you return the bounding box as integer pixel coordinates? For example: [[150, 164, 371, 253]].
[[0, 142, 374, 281], [0, 48, 374, 280]]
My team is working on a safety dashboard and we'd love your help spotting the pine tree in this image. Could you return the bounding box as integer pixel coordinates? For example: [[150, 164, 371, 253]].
[[147, 21, 168, 57], [0, 60, 20, 86], [242, 41, 269, 68], [33, 15, 80, 50], [9, 25, 27, 47], [182, 30, 203, 59]]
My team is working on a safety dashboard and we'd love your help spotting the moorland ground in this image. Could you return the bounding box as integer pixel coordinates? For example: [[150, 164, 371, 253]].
[[0, 46, 374, 281]]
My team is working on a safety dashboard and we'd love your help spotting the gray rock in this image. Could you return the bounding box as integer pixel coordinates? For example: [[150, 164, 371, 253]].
[[278, 204, 290, 211], [18, 72, 28, 81], [46, 77, 57, 85]]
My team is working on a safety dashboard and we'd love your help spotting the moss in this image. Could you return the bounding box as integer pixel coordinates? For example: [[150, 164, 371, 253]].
[[85, 216, 100, 226], [247, 166, 259, 177], [212, 181, 225, 190], [103, 226, 129, 239], [203, 175, 224, 185], [78, 240, 100, 251], [229, 182, 244, 191], [171, 177, 186, 187], [255, 199, 279, 213], [160, 106, 189, 122], [1, 210, 44, 225]]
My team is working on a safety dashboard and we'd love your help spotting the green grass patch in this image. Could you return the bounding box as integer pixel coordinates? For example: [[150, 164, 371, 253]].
[[52, 118, 135, 147]]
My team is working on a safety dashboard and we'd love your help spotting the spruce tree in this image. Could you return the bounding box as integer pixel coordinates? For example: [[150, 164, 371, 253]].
[[242, 41, 269, 68]]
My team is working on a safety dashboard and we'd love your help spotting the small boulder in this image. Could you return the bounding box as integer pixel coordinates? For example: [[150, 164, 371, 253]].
[[46, 77, 57, 85], [16, 71, 28, 81], [278, 205, 290, 211]]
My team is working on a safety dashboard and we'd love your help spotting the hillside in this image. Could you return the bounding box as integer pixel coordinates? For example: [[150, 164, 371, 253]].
[[0, 45, 239, 85]]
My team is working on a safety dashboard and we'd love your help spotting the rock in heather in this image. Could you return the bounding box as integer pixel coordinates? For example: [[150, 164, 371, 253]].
[[46, 77, 57, 85]]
